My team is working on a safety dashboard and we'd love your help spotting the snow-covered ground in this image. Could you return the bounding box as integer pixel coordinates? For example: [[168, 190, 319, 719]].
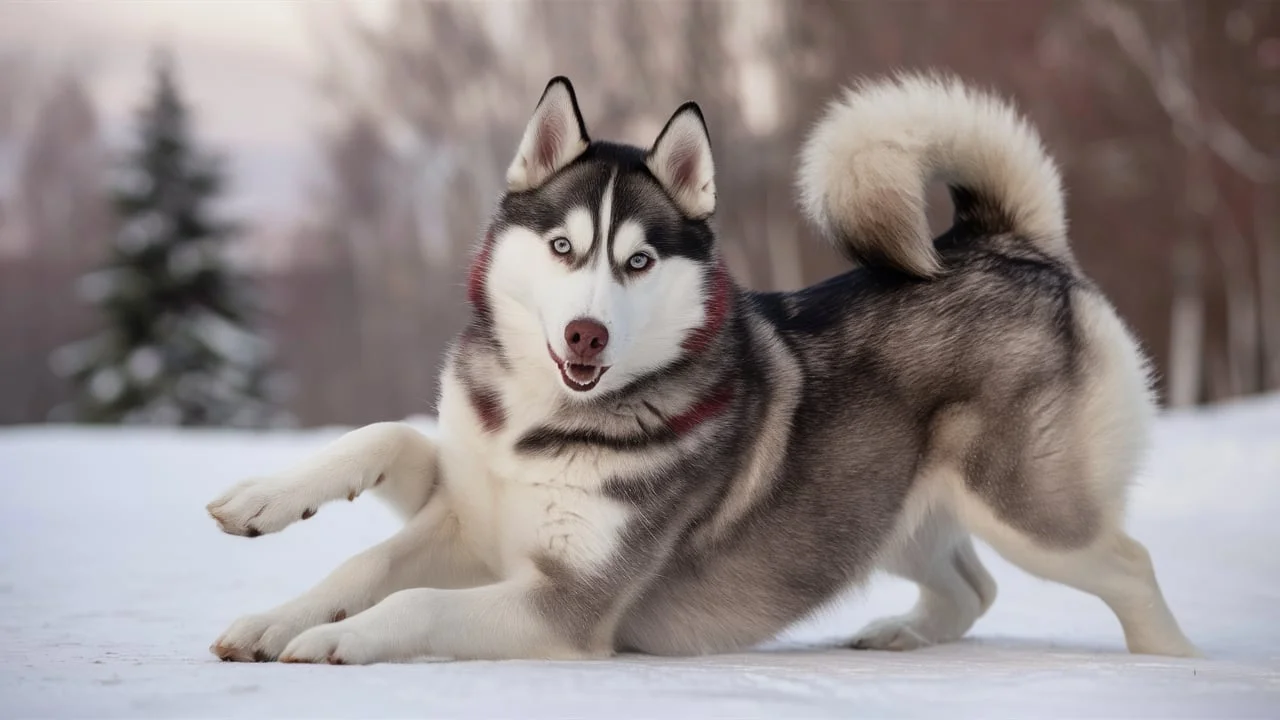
[[2, 398, 1278, 719]]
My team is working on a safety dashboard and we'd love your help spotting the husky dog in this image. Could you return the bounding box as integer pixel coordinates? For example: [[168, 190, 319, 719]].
[[207, 73, 1198, 664]]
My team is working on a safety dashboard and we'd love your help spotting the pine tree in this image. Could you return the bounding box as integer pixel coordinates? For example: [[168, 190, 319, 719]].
[[51, 52, 291, 428]]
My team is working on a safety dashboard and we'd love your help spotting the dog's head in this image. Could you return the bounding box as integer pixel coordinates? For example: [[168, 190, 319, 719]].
[[470, 77, 729, 399]]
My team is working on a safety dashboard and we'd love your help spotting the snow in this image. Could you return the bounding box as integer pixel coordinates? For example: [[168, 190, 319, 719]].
[[74, 268, 128, 305], [87, 366, 125, 404], [114, 212, 171, 255], [2, 397, 1279, 718], [190, 310, 268, 369], [47, 336, 108, 379], [125, 347, 163, 385]]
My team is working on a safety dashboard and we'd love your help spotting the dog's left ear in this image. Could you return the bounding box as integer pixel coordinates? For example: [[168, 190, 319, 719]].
[[506, 77, 590, 192], [646, 102, 716, 219]]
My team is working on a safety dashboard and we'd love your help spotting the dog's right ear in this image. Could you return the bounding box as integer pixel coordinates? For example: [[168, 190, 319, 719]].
[[506, 77, 590, 192]]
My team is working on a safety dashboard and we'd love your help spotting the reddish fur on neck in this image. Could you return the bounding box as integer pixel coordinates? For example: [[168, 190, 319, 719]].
[[671, 262, 735, 433], [681, 261, 731, 355], [468, 383, 505, 433], [667, 381, 734, 436]]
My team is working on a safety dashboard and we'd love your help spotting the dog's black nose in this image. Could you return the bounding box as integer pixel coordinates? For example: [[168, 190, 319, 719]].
[[564, 318, 609, 361]]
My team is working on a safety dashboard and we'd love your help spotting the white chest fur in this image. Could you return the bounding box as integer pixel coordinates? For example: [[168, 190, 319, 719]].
[[436, 370, 634, 579]]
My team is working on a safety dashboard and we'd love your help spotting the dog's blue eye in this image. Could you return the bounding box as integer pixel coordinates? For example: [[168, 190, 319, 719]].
[[551, 237, 572, 255], [628, 253, 651, 271]]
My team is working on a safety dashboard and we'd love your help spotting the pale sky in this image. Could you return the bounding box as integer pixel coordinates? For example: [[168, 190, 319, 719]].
[[1, 0, 396, 223]]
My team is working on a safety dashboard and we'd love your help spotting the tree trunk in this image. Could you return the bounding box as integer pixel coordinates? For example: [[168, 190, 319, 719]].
[[1168, 235, 1205, 407]]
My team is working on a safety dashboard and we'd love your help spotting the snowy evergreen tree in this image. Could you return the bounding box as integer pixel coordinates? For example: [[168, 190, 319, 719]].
[[51, 53, 290, 428]]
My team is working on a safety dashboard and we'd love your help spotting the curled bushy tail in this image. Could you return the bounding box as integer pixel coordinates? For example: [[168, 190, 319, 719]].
[[797, 73, 1072, 278]]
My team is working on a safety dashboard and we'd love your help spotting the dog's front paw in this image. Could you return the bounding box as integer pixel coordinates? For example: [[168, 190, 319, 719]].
[[280, 622, 386, 665], [211, 606, 343, 662], [206, 476, 317, 537]]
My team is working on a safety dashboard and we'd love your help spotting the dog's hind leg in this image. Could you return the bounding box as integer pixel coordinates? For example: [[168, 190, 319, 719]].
[[206, 422, 438, 537], [211, 497, 495, 662], [958, 495, 1199, 658], [850, 508, 997, 651], [948, 293, 1198, 658]]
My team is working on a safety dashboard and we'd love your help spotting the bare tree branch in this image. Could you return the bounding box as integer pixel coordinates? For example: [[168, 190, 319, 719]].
[[1083, 0, 1274, 181]]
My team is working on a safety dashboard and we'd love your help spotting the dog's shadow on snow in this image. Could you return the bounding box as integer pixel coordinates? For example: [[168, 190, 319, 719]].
[[731, 635, 1165, 663]]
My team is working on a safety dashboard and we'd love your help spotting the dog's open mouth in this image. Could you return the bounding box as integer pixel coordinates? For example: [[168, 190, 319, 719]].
[[559, 362, 607, 391], [548, 345, 609, 392]]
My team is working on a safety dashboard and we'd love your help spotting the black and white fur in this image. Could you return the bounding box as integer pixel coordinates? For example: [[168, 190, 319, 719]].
[[207, 73, 1198, 664]]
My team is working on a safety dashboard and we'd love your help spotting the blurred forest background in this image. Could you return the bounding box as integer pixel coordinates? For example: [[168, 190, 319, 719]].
[[1, 0, 1277, 428]]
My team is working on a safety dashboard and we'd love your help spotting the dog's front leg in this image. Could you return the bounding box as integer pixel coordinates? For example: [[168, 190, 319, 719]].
[[206, 422, 437, 537], [279, 568, 611, 664], [211, 499, 494, 662]]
